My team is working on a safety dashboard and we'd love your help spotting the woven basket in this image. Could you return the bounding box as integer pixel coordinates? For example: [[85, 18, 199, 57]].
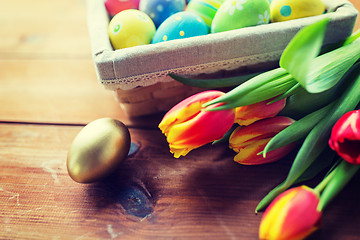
[[113, 81, 203, 117], [86, 0, 358, 117]]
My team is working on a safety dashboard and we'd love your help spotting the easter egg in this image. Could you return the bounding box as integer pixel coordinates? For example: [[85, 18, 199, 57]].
[[211, 0, 270, 33], [108, 9, 156, 49], [185, 0, 225, 28], [139, 0, 186, 28], [105, 0, 139, 16], [270, 0, 325, 22], [67, 118, 131, 183], [152, 11, 208, 44]]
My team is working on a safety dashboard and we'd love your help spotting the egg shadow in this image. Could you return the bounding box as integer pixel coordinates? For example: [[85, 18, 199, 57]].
[[82, 142, 158, 219], [84, 170, 156, 219]]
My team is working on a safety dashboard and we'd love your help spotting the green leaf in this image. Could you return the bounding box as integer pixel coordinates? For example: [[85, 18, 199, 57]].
[[232, 74, 295, 107], [304, 40, 360, 93], [203, 68, 288, 106], [295, 148, 337, 184], [255, 148, 336, 213], [279, 68, 352, 120], [317, 161, 360, 211], [256, 63, 360, 212], [280, 18, 329, 90], [263, 102, 334, 156], [267, 83, 302, 104], [280, 17, 360, 93], [204, 68, 295, 110], [285, 63, 360, 189], [168, 72, 261, 88]]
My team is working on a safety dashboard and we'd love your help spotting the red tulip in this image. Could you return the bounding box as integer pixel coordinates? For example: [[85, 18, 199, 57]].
[[259, 185, 322, 240], [229, 116, 295, 165], [329, 110, 360, 165], [234, 98, 286, 126], [159, 90, 235, 158]]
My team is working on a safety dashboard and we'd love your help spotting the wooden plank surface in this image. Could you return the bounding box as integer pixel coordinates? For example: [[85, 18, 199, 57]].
[[0, 0, 90, 58], [0, 58, 161, 128], [1, 123, 360, 239], [1, 0, 360, 239]]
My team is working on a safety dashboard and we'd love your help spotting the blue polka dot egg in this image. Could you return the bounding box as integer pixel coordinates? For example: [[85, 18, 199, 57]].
[[152, 11, 208, 44], [139, 0, 186, 28], [270, 0, 325, 22]]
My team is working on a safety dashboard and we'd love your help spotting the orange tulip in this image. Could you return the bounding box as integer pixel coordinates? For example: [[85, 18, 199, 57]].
[[234, 98, 286, 126], [229, 116, 295, 165], [259, 185, 322, 240], [159, 90, 235, 158]]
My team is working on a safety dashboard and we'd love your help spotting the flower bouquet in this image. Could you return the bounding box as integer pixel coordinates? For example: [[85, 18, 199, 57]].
[[159, 18, 360, 239]]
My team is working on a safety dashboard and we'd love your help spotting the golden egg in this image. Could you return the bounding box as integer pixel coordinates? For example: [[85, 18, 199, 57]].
[[67, 118, 131, 183]]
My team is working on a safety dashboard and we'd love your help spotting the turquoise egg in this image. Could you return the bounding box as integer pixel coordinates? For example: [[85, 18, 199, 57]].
[[152, 11, 208, 44], [185, 0, 225, 28]]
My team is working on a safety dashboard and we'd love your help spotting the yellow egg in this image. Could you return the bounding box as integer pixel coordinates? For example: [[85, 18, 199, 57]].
[[67, 118, 131, 183], [108, 9, 156, 49], [270, 0, 325, 23]]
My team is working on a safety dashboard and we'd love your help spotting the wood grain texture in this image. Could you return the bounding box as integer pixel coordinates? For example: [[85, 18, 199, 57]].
[[1, 124, 360, 239], [350, 0, 360, 31], [0, 58, 162, 127], [0, 0, 161, 127], [0, 124, 276, 239], [1, 0, 360, 239], [0, 0, 90, 59]]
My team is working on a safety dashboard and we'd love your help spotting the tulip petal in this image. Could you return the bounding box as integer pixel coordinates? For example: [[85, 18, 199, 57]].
[[329, 110, 360, 164], [159, 90, 235, 158], [159, 90, 224, 135], [234, 98, 286, 126], [229, 117, 295, 164], [260, 188, 298, 239], [234, 139, 296, 165], [259, 186, 322, 240], [167, 104, 235, 157], [167, 104, 235, 146]]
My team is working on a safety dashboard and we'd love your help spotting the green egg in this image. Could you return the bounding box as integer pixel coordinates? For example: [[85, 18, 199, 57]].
[[185, 0, 225, 28], [211, 0, 270, 33]]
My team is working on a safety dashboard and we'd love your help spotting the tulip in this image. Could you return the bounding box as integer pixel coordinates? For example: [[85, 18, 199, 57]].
[[329, 110, 360, 165], [259, 185, 322, 240], [159, 90, 235, 158], [229, 116, 295, 165], [234, 98, 286, 126]]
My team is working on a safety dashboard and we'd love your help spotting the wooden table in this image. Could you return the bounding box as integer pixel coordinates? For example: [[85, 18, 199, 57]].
[[1, 1, 360, 239]]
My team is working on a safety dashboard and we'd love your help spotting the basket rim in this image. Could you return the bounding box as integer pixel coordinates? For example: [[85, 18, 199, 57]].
[[87, 0, 358, 91]]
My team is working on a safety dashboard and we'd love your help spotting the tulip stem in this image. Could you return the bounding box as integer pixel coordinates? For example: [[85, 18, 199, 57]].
[[314, 163, 338, 194], [317, 161, 360, 211]]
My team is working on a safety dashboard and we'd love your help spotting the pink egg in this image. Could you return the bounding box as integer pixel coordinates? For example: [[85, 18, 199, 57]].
[[105, 0, 139, 16]]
